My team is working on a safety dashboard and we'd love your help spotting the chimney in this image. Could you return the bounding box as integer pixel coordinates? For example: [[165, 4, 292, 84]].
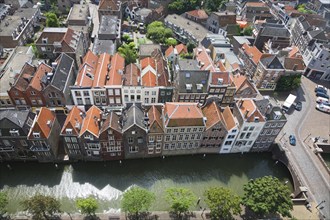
[[46, 120, 52, 128], [80, 56, 83, 64], [245, 109, 250, 118]]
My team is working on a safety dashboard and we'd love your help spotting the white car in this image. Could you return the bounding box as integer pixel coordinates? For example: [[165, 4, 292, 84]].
[[316, 97, 330, 105], [316, 104, 330, 113]]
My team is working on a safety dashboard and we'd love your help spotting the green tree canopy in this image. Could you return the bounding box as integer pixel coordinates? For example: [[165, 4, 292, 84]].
[[204, 0, 228, 12], [243, 26, 253, 36], [21, 194, 61, 220], [165, 38, 178, 47], [204, 187, 241, 220], [275, 75, 301, 91], [242, 176, 293, 218], [0, 192, 8, 217], [146, 21, 173, 44], [45, 12, 60, 27], [121, 186, 155, 219], [76, 197, 98, 216], [118, 43, 138, 65], [165, 187, 197, 217]]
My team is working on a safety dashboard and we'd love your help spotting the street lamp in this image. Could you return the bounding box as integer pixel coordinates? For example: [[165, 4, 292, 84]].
[[316, 200, 326, 209]]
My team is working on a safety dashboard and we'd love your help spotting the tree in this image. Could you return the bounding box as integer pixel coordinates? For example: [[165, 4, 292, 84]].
[[165, 187, 196, 218], [76, 197, 98, 217], [122, 34, 133, 43], [186, 42, 195, 53], [45, 12, 60, 27], [0, 192, 8, 217], [276, 75, 301, 91], [21, 194, 61, 220], [204, 0, 228, 12], [118, 43, 138, 65], [168, 0, 202, 14], [243, 26, 253, 36], [165, 38, 177, 47], [146, 21, 173, 44], [204, 187, 241, 220], [242, 176, 293, 218], [121, 186, 155, 219]]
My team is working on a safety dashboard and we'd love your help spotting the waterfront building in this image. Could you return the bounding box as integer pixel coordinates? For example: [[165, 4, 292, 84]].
[[145, 105, 164, 156]]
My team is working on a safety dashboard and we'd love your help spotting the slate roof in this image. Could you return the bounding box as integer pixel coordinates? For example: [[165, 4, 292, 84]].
[[51, 53, 75, 91], [122, 104, 146, 132], [260, 24, 290, 38], [100, 111, 122, 134], [260, 55, 284, 69], [0, 110, 32, 128]]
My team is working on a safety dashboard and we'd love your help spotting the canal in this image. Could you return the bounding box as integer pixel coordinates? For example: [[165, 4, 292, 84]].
[[0, 153, 293, 214]]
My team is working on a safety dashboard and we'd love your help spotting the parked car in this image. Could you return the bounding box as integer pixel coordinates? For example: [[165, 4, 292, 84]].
[[316, 104, 330, 113], [316, 97, 330, 106], [316, 91, 329, 99], [315, 85, 327, 92], [295, 101, 302, 111], [289, 135, 296, 146], [315, 87, 328, 94]]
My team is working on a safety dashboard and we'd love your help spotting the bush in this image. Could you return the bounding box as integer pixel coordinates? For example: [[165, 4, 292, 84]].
[[276, 75, 302, 91]]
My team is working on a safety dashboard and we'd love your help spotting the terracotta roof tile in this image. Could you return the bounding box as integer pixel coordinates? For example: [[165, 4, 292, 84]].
[[238, 99, 265, 122], [232, 74, 247, 90], [221, 106, 236, 130], [288, 46, 301, 58], [194, 47, 216, 72], [61, 106, 83, 135], [124, 63, 140, 86], [79, 105, 103, 137], [148, 105, 163, 131], [211, 72, 231, 85], [165, 45, 174, 58], [246, 2, 267, 7], [140, 57, 156, 69], [142, 71, 157, 87], [185, 9, 208, 19], [242, 43, 263, 65], [202, 102, 222, 129], [93, 53, 111, 87], [216, 61, 227, 72], [99, 0, 120, 10], [284, 57, 306, 71], [29, 63, 52, 91], [106, 53, 125, 86], [100, 111, 122, 134], [13, 63, 36, 91], [175, 44, 188, 54], [164, 102, 205, 127], [75, 50, 99, 87], [152, 49, 170, 87], [29, 107, 56, 139]]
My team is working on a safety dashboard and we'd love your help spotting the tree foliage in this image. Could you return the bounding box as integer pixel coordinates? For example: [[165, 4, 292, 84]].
[[118, 43, 138, 65], [21, 194, 61, 220], [146, 21, 173, 44], [45, 12, 60, 27], [186, 42, 195, 53], [242, 176, 293, 218], [204, 0, 228, 12], [168, 0, 202, 15], [165, 38, 178, 47], [122, 34, 133, 44], [165, 187, 196, 217], [76, 197, 98, 216], [121, 186, 155, 219], [243, 26, 253, 36], [297, 4, 314, 14], [275, 75, 302, 91], [0, 192, 8, 217]]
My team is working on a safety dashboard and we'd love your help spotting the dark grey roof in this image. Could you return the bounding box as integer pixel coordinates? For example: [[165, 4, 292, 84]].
[[260, 24, 290, 38], [0, 110, 31, 128], [99, 15, 119, 36], [122, 104, 147, 132], [51, 53, 74, 91], [178, 59, 200, 71], [309, 29, 327, 41], [260, 55, 284, 69], [92, 38, 116, 55]]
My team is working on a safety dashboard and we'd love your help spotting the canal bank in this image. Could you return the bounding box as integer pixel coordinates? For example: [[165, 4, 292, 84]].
[[0, 153, 293, 214]]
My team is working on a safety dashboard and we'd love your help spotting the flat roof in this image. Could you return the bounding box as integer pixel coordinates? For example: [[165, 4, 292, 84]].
[[0, 46, 34, 95], [99, 15, 119, 35], [92, 38, 116, 55], [68, 4, 89, 21]]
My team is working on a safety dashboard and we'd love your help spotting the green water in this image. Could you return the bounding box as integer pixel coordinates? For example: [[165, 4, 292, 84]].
[[0, 153, 293, 213]]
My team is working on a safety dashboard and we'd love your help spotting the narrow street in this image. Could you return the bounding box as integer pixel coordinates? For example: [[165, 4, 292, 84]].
[[278, 77, 330, 219]]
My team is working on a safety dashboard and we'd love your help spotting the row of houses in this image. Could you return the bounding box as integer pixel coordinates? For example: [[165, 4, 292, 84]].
[[0, 95, 286, 162]]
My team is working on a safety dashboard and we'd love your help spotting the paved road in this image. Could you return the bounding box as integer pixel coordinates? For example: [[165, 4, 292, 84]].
[[278, 77, 330, 219]]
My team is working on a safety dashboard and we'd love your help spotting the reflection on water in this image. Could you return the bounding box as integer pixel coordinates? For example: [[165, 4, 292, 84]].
[[0, 153, 293, 213]]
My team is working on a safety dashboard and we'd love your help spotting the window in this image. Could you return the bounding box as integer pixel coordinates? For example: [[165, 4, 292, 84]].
[[165, 135, 170, 142], [228, 135, 235, 139], [144, 98, 149, 103], [115, 89, 120, 95], [164, 143, 169, 150], [148, 147, 154, 154], [137, 137, 143, 144], [145, 91, 149, 95], [30, 91, 36, 95], [156, 135, 162, 141], [243, 127, 248, 131], [10, 130, 19, 136], [149, 136, 155, 142], [66, 129, 73, 135], [152, 91, 156, 96], [33, 132, 40, 138], [129, 146, 139, 153], [199, 128, 204, 132], [180, 128, 185, 132], [83, 91, 89, 96], [128, 137, 133, 144], [151, 98, 156, 103], [249, 126, 255, 131]]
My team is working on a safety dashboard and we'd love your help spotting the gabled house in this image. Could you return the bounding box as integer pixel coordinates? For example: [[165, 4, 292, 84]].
[[60, 106, 84, 161], [165, 44, 188, 63], [78, 106, 103, 160], [99, 111, 123, 160], [241, 2, 272, 22], [253, 54, 285, 90], [232, 99, 266, 153], [238, 43, 263, 77], [206, 11, 236, 34], [43, 53, 76, 108], [219, 106, 239, 154], [122, 104, 148, 159], [0, 110, 36, 161], [183, 9, 209, 25], [35, 27, 86, 68], [231, 74, 259, 98], [201, 102, 228, 153], [162, 102, 206, 155], [145, 105, 163, 156], [27, 107, 61, 162], [122, 63, 142, 106]]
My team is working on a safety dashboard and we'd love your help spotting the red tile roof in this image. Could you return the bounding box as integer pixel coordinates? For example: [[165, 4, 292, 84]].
[[211, 72, 232, 85], [194, 47, 217, 72], [61, 106, 83, 135], [288, 46, 301, 58], [29, 63, 53, 91], [142, 71, 157, 87], [185, 9, 208, 19], [242, 43, 263, 65], [202, 102, 222, 130], [221, 106, 236, 130], [99, 0, 120, 10], [164, 102, 205, 127], [238, 99, 265, 122], [175, 44, 188, 54], [148, 105, 163, 131], [246, 2, 267, 7], [75, 50, 99, 87], [14, 63, 36, 91], [140, 57, 156, 69], [29, 107, 56, 139], [124, 63, 140, 86], [79, 105, 103, 138], [106, 53, 125, 86], [93, 53, 111, 87], [165, 45, 174, 58]]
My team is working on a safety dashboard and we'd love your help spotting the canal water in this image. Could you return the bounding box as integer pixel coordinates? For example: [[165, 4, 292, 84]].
[[0, 153, 293, 214]]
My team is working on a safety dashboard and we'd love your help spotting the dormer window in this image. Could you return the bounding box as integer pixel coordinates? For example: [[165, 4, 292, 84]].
[[42, 38, 48, 44], [66, 128, 73, 135], [186, 84, 192, 92], [254, 117, 259, 122], [196, 84, 203, 92], [33, 132, 40, 138], [10, 130, 20, 136]]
